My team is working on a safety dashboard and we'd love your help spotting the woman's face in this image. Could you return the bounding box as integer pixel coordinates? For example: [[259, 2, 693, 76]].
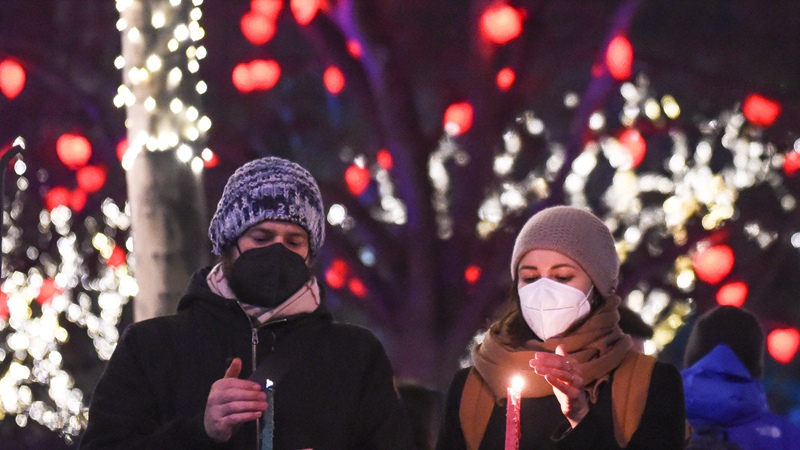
[[517, 249, 593, 295]]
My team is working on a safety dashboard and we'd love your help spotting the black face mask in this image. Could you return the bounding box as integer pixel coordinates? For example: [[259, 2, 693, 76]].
[[227, 243, 311, 308]]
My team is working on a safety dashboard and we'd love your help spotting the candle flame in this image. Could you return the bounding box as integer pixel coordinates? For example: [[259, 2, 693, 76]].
[[511, 375, 524, 391]]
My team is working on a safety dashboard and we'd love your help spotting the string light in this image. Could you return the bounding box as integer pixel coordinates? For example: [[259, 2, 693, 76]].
[[430, 137, 469, 239], [116, 0, 209, 166], [0, 0, 209, 440], [462, 74, 797, 351], [336, 151, 407, 228], [0, 165, 135, 441]]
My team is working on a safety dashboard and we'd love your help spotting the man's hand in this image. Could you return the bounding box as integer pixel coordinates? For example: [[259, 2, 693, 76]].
[[204, 358, 268, 442]]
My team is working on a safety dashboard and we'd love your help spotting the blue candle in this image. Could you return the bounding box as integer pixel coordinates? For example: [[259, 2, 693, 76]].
[[261, 379, 274, 450]]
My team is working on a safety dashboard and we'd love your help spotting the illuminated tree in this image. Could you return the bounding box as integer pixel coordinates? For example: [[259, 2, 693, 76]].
[[116, 0, 210, 320], [0, 1, 135, 444], [2, 3, 800, 446], [193, 0, 800, 387]]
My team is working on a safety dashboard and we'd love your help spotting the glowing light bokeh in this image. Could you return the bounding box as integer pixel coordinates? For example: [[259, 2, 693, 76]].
[[480, 5, 523, 45], [768, 328, 800, 364]]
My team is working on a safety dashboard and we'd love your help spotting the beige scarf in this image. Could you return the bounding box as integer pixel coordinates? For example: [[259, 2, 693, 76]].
[[471, 295, 632, 402], [206, 263, 320, 324]]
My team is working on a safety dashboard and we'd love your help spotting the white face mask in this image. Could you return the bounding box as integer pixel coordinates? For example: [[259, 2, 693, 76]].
[[519, 277, 592, 341]]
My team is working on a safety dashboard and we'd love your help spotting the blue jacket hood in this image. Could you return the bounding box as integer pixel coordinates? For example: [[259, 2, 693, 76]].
[[681, 343, 770, 427]]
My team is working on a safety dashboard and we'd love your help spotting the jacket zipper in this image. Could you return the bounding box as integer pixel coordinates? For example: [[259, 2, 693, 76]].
[[237, 304, 288, 450], [251, 326, 260, 450], [251, 327, 259, 374]]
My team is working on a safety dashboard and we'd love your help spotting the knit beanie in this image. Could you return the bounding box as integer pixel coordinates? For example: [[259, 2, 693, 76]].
[[208, 156, 325, 257], [510, 205, 619, 297], [683, 306, 764, 378]]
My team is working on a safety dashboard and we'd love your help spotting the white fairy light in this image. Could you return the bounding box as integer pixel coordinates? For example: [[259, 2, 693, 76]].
[[494, 154, 514, 176], [127, 27, 141, 42], [589, 111, 605, 131], [151, 11, 166, 29], [429, 137, 468, 238], [145, 55, 163, 72], [117, 0, 209, 167], [190, 157, 204, 174], [327, 204, 348, 226], [1, 192, 134, 439], [472, 73, 799, 354], [176, 144, 193, 162], [185, 106, 199, 121]]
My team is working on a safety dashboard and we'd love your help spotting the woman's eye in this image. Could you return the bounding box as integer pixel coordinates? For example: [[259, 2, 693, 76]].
[[522, 276, 539, 284]]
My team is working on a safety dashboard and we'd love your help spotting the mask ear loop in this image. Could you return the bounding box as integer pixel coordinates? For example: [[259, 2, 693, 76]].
[[588, 286, 606, 311]]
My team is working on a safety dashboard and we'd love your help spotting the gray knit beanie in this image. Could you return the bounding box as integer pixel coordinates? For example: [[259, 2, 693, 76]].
[[208, 157, 325, 256], [510, 206, 619, 297]]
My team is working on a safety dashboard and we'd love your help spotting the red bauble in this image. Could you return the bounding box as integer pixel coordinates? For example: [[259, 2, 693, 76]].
[[693, 245, 734, 285], [606, 35, 633, 81], [768, 328, 800, 364], [56, 133, 92, 169], [345, 164, 370, 196]]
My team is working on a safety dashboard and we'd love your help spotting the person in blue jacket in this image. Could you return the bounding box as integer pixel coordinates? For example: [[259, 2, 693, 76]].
[[682, 306, 800, 449]]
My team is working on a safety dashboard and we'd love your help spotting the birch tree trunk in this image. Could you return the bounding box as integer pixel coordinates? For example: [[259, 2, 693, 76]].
[[119, 0, 209, 321]]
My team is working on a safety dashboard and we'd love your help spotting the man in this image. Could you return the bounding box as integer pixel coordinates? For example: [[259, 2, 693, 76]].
[[80, 157, 413, 449]]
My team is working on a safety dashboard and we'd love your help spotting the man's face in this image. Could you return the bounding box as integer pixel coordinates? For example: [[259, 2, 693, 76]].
[[234, 220, 310, 261]]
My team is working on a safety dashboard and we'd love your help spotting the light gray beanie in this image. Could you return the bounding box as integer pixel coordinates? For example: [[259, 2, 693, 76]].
[[208, 156, 325, 256], [510, 205, 619, 297]]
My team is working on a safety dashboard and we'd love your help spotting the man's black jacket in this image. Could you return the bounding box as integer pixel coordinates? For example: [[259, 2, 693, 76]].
[[80, 268, 413, 450]]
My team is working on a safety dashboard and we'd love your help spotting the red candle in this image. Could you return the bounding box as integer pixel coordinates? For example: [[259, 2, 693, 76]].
[[505, 375, 523, 450]]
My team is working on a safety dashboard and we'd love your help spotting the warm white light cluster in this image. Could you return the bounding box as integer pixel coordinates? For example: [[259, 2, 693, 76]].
[[0, 171, 135, 441], [371, 161, 407, 226], [476, 112, 553, 238], [114, 0, 210, 173], [467, 74, 797, 354], [326, 203, 352, 229], [429, 136, 470, 239], [329, 153, 408, 233]]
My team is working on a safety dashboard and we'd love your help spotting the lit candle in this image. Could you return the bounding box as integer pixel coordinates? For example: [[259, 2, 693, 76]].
[[261, 379, 274, 450], [505, 375, 524, 450]]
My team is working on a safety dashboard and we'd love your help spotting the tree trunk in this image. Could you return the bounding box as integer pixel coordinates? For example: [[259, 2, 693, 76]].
[[119, 0, 209, 321], [126, 152, 207, 320]]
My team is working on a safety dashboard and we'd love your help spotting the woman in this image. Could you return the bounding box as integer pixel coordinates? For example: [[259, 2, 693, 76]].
[[437, 206, 685, 449]]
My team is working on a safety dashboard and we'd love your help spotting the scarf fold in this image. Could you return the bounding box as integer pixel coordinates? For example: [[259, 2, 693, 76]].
[[206, 263, 320, 326], [471, 295, 632, 402]]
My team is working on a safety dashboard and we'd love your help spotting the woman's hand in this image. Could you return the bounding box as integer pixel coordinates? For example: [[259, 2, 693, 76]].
[[529, 345, 590, 428]]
